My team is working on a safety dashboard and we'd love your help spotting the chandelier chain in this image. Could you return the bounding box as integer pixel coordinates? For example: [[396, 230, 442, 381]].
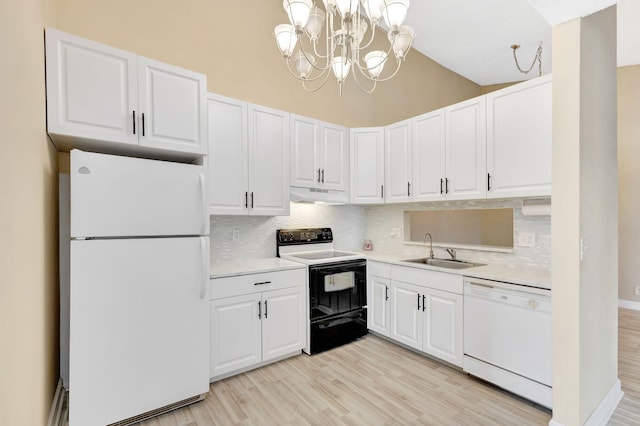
[[511, 44, 543, 76]]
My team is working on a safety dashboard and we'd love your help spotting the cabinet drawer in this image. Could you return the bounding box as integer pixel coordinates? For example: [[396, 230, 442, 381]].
[[211, 268, 306, 299], [390, 265, 463, 294], [368, 261, 391, 278]]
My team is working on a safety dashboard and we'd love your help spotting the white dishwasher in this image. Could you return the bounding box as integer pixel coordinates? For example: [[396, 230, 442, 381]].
[[463, 277, 552, 408]]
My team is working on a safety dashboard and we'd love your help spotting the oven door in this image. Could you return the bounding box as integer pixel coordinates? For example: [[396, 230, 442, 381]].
[[308, 259, 367, 322]]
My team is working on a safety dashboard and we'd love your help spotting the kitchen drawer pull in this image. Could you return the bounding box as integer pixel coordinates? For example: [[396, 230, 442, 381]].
[[142, 112, 145, 137], [321, 169, 325, 183], [317, 168, 321, 182], [407, 182, 411, 196], [251, 192, 254, 208], [417, 293, 421, 310], [264, 300, 268, 318], [487, 173, 492, 191], [254, 281, 271, 286], [381, 185, 384, 199], [258, 301, 262, 319], [385, 286, 389, 301], [440, 178, 444, 195], [245, 191, 248, 209], [132, 111, 136, 135], [422, 294, 426, 312], [445, 178, 449, 194]]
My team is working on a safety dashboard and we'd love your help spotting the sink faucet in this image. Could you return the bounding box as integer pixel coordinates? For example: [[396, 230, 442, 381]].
[[423, 233, 434, 259], [446, 248, 457, 260]]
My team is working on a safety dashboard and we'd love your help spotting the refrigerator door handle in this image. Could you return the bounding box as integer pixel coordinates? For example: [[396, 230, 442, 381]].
[[200, 236, 207, 299], [199, 173, 207, 235]]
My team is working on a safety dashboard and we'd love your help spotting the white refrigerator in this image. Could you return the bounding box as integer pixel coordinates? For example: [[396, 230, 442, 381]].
[[60, 150, 210, 426]]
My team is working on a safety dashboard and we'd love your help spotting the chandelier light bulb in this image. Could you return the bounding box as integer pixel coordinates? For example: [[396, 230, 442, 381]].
[[364, 50, 387, 78], [322, 0, 337, 12], [382, 0, 410, 30], [274, 24, 299, 58], [388, 24, 415, 59], [294, 51, 316, 79], [331, 56, 352, 82], [305, 6, 326, 41], [361, 0, 385, 24], [283, 0, 313, 29]]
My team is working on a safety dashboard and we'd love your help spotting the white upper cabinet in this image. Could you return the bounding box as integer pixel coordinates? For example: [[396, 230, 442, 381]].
[[290, 115, 348, 192], [45, 28, 207, 160], [248, 104, 290, 216], [350, 127, 385, 204], [412, 109, 446, 201], [208, 96, 290, 216], [207, 94, 248, 215], [384, 119, 413, 203], [445, 96, 487, 200], [486, 74, 552, 199]]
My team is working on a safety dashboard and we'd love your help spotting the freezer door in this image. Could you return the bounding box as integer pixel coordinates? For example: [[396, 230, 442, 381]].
[[70, 149, 208, 238], [69, 237, 210, 426]]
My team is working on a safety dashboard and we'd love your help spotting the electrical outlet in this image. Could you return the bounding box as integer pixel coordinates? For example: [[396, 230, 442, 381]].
[[390, 227, 401, 238], [517, 232, 536, 248], [232, 229, 240, 241], [635, 286, 640, 296]]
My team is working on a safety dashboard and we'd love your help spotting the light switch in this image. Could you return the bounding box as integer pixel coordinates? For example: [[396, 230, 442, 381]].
[[517, 232, 536, 248]]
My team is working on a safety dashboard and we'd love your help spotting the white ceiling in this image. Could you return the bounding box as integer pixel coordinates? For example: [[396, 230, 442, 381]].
[[402, 0, 640, 86]]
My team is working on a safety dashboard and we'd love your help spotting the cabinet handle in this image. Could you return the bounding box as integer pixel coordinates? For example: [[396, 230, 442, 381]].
[[132, 111, 136, 135], [445, 178, 449, 194], [141, 112, 146, 137], [381, 185, 384, 199], [317, 168, 321, 182], [258, 301, 262, 319], [407, 182, 411, 196], [422, 294, 426, 312], [321, 169, 325, 183], [487, 173, 491, 191], [385, 286, 389, 301], [417, 293, 421, 310], [245, 191, 248, 209], [264, 300, 268, 319], [440, 178, 444, 195], [251, 192, 254, 208], [254, 281, 271, 286]]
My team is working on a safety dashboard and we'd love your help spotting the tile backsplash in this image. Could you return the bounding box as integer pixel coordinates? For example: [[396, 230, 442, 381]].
[[210, 198, 551, 270]]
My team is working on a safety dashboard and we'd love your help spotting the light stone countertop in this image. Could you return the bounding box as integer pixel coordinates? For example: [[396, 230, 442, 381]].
[[210, 258, 306, 279], [364, 252, 551, 290]]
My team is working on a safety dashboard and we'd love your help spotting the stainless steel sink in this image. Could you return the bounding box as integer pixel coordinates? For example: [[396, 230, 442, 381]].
[[402, 257, 486, 270]]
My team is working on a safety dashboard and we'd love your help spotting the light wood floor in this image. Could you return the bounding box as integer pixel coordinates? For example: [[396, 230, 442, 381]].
[[64, 309, 640, 425]]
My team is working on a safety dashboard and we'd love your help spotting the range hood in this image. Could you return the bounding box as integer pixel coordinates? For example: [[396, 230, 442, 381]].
[[290, 186, 349, 204]]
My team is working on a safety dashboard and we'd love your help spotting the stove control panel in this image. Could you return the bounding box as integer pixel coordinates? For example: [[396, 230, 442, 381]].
[[276, 228, 333, 245]]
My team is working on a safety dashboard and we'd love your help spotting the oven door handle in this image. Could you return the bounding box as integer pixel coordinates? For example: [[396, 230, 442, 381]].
[[309, 260, 367, 272]]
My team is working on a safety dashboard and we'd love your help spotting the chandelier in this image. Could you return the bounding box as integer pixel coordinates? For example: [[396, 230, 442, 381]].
[[274, 0, 415, 94]]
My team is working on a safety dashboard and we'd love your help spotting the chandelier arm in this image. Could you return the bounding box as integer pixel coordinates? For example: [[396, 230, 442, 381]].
[[357, 23, 378, 51], [297, 44, 331, 72], [350, 63, 378, 94], [370, 58, 403, 83], [284, 56, 332, 82], [512, 44, 543, 75], [353, 44, 396, 77], [300, 66, 334, 92]]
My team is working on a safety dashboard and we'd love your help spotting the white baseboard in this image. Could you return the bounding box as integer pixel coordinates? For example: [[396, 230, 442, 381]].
[[549, 379, 623, 426], [585, 379, 623, 426], [47, 378, 65, 426], [619, 299, 640, 311]]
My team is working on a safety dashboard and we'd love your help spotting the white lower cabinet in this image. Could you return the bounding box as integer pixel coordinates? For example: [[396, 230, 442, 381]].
[[368, 261, 464, 367], [210, 269, 306, 380]]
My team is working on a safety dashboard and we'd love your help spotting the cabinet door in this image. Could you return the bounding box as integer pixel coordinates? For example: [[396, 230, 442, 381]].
[[350, 127, 385, 204], [138, 57, 207, 155], [389, 281, 422, 351], [385, 119, 413, 203], [367, 275, 390, 336], [262, 286, 305, 362], [45, 28, 138, 146], [290, 115, 320, 188], [210, 293, 262, 378], [486, 75, 552, 199], [319, 122, 349, 191], [413, 109, 446, 201], [445, 96, 487, 200], [208, 94, 249, 215], [248, 105, 290, 216], [423, 289, 463, 367]]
